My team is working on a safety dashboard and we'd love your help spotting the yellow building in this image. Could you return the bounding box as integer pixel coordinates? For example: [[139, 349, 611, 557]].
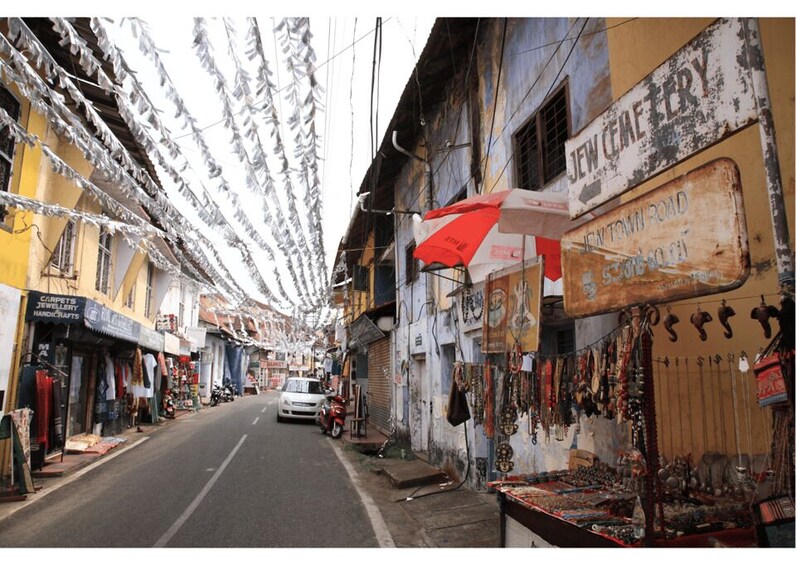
[[1, 20, 180, 478]]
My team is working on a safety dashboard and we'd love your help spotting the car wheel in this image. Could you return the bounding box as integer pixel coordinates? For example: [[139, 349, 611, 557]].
[[331, 421, 343, 439], [277, 414, 284, 423]]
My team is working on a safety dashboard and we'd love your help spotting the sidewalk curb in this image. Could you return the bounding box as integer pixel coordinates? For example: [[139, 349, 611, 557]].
[[329, 439, 396, 548], [0, 436, 150, 523]]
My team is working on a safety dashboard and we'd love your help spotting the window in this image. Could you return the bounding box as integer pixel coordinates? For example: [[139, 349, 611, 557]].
[[1, 85, 21, 223], [144, 263, 154, 318], [95, 228, 112, 294], [514, 84, 569, 190], [405, 243, 418, 284], [353, 264, 368, 292], [50, 220, 76, 275], [125, 284, 136, 309]]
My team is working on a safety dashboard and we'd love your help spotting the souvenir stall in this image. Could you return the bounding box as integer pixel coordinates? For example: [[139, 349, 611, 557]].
[[18, 292, 148, 466], [478, 162, 794, 547]]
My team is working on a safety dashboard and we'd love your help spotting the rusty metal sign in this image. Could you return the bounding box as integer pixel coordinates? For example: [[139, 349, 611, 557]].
[[562, 159, 749, 318], [566, 18, 758, 219]]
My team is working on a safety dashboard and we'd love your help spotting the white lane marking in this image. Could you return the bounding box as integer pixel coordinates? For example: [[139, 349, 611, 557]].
[[154, 434, 248, 547], [261, 407, 267, 413], [329, 440, 395, 548], [252, 417, 259, 425], [0, 437, 150, 523]]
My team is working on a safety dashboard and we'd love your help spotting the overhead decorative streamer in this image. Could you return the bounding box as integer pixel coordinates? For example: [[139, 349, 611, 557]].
[[247, 17, 330, 309], [121, 17, 302, 310], [1, 22, 248, 307], [192, 17, 313, 306]]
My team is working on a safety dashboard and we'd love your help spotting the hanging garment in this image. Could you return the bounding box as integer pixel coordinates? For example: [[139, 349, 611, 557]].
[[143, 353, 158, 398], [104, 354, 116, 401], [35, 370, 51, 452], [132, 349, 144, 387], [157, 352, 168, 377], [51, 378, 63, 448], [9, 408, 32, 469], [69, 356, 83, 402], [114, 362, 125, 400]]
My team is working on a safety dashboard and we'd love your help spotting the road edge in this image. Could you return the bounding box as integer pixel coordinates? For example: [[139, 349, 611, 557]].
[[329, 439, 396, 548]]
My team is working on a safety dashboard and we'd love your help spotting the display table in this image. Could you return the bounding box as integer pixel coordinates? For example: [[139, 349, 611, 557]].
[[490, 478, 756, 548]]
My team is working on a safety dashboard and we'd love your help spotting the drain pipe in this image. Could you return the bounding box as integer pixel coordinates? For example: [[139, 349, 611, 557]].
[[392, 131, 433, 213]]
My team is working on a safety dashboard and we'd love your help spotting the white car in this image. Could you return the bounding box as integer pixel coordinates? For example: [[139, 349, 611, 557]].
[[276, 377, 327, 422]]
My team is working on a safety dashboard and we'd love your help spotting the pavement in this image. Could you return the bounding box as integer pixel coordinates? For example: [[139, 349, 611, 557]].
[[0, 398, 500, 548]]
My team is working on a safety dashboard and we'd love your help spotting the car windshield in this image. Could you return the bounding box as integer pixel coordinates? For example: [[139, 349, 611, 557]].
[[284, 379, 323, 394]]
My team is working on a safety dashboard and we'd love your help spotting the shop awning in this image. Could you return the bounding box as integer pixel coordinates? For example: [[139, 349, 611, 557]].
[[26, 291, 143, 346]]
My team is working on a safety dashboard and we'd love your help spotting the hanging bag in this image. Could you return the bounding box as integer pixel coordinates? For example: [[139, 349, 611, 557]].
[[447, 364, 471, 427], [754, 333, 788, 407]]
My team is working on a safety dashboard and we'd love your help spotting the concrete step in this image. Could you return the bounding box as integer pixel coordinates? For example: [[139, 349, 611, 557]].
[[381, 458, 447, 489]]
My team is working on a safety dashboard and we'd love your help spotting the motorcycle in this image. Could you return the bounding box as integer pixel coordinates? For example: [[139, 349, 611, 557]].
[[210, 383, 235, 406], [318, 391, 347, 439]]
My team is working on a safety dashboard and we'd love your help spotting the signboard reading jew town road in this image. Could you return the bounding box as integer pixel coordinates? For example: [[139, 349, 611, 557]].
[[483, 259, 543, 353], [562, 159, 749, 318], [566, 18, 758, 219]]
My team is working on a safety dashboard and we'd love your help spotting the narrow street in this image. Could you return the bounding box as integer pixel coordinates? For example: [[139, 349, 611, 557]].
[[0, 392, 378, 547]]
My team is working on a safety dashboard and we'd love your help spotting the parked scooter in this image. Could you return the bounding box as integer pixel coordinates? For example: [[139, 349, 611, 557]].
[[210, 383, 235, 406], [318, 391, 347, 439]]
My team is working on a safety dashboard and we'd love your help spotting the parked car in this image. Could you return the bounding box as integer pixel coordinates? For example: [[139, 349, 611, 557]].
[[277, 377, 327, 422]]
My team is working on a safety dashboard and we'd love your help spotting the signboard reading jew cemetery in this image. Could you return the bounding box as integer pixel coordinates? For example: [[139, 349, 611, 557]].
[[561, 159, 749, 318], [566, 18, 758, 219]]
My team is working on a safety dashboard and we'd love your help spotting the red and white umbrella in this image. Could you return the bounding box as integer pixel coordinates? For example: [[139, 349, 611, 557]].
[[412, 188, 591, 294]]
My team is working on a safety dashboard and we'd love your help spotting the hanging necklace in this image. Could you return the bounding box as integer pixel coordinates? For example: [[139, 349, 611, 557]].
[[697, 356, 710, 456], [684, 357, 695, 455], [674, 356, 685, 454], [714, 355, 729, 457], [727, 353, 744, 472]]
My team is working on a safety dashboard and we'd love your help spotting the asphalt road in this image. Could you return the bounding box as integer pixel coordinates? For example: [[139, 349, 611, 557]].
[[0, 392, 378, 548]]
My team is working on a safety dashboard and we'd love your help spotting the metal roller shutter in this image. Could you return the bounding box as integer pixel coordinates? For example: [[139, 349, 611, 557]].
[[367, 337, 391, 433]]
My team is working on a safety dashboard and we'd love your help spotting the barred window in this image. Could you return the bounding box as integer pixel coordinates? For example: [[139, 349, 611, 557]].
[[1, 85, 21, 222], [405, 243, 418, 284], [144, 263, 154, 318], [353, 264, 369, 292], [51, 219, 76, 275], [514, 84, 569, 190], [125, 283, 136, 309], [95, 228, 113, 294]]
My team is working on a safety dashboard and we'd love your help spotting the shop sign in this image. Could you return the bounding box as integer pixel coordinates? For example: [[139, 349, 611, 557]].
[[566, 18, 757, 219], [457, 281, 485, 333], [138, 326, 164, 352], [562, 159, 749, 318], [348, 314, 385, 349], [84, 300, 141, 344], [163, 332, 180, 355], [483, 258, 543, 353], [262, 360, 287, 369], [25, 291, 85, 324]]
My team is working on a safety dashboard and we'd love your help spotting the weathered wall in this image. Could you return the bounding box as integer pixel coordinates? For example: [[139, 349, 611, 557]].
[[603, 17, 795, 464]]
